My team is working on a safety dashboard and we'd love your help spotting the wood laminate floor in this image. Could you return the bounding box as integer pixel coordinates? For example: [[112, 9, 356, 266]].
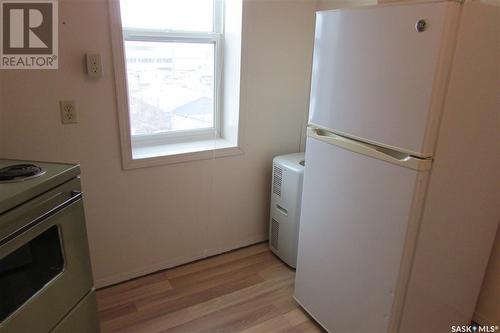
[[97, 243, 325, 333]]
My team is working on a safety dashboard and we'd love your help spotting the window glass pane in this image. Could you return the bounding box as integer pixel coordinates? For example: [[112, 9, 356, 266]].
[[125, 41, 215, 136], [120, 0, 214, 32]]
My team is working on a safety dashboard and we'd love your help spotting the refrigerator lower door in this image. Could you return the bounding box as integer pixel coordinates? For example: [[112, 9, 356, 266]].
[[294, 134, 429, 333]]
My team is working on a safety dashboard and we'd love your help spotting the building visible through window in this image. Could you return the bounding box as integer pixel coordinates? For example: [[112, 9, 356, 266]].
[[119, 0, 221, 138]]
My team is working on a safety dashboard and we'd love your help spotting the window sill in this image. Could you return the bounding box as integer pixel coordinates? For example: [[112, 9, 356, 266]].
[[124, 138, 243, 169]]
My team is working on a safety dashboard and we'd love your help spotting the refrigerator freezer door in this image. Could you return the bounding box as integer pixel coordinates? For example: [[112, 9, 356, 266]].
[[309, 2, 457, 157], [294, 136, 428, 333]]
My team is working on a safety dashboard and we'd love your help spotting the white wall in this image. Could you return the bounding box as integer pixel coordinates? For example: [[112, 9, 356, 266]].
[[0, 0, 315, 287], [475, 227, 500, 326]]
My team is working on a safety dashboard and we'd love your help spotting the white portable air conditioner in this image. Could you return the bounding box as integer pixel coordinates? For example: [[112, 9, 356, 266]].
[[269, 152, 305, 268]]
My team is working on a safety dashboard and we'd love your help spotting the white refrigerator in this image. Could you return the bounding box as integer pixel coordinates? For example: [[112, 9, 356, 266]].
[[295, 1, 500, 333]]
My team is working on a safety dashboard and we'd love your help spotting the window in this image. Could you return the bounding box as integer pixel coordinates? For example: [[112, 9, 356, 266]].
[[121, 0, 222, 140], [110, 0, 242, 168]]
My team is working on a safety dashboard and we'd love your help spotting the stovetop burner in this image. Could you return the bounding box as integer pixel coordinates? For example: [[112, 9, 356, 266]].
[[0, 164, 46, 183]]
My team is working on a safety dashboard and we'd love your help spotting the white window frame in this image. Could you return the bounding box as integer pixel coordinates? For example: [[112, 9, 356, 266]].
[[124, 1, 223, 146], [108, 0, 242, 169]]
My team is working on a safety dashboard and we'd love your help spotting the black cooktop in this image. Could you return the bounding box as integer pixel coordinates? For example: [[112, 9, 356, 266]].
[[0, 164, 46, 182]]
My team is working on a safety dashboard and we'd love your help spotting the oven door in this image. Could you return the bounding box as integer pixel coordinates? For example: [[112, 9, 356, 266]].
[[0, 188, 93, 333], [51, 290, 100, 333]]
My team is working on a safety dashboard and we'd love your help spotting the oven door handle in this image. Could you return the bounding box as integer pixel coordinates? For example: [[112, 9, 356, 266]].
[[0, 192, 82, 247]]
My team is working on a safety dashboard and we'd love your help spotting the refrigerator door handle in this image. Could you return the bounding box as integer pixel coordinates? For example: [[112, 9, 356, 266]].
[[308, 127, 432, 171]]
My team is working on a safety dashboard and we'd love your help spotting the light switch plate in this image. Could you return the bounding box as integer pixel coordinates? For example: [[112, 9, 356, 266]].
[[86, 53, 103, 78], [60, 100, 78, 124]]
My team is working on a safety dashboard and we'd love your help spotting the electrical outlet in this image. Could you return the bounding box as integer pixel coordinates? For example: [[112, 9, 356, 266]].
[[60, 100, 78, 124], [86, 53, 103, 78]]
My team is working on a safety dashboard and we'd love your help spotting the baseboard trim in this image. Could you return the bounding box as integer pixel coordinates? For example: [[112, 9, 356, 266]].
[[94, 234, 268, 288]]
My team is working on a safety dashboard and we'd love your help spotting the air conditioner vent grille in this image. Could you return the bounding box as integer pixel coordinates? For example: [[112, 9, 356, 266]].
[[273, 165, 283, 197], [270, 218, 279, 250]]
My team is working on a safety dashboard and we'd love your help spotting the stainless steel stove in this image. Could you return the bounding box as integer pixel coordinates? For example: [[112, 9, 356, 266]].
[[0, 159, 100, 333]]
